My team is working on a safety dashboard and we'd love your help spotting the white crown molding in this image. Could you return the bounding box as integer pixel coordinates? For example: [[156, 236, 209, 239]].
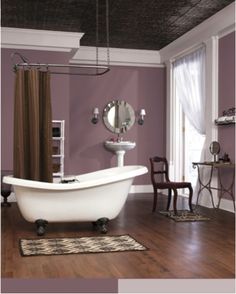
[[1, 27, 84, 52], [1, 27, 164, 67], [218, 23, 236, 39], [71, 46, 164, 68], [160, 2, 235, 62], [1, 44, 76, 52]]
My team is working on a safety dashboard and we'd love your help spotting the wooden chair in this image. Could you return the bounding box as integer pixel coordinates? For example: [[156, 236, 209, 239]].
[[150, 156, 193, 215]]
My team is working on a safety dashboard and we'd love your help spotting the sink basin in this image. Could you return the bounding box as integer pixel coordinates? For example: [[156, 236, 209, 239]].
[[104, 140, 136, 166], [105, 141, 136, 152]]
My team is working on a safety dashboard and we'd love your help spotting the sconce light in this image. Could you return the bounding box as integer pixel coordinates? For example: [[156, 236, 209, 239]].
[[91, 107, 99, 124], [138, 109, 146, 125]]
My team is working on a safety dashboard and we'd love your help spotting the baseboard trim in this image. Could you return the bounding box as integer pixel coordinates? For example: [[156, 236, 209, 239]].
[[129, 185, 153, 193], [2, 189, 235, 214], [218, 198, 235, 213], [129, 186, 235, 213], [4, 188, 154, 201]]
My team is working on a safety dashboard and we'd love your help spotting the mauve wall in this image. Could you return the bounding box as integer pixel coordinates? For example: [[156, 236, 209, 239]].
[[218, 32, 235, 160], [218, 31, 235, 199], [1, 48, 166, 185], [69, 66, 166, 184], [1, 48, 72, 172]]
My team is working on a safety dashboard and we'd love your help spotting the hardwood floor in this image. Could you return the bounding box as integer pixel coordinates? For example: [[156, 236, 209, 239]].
[[1, 194, 235, 278]]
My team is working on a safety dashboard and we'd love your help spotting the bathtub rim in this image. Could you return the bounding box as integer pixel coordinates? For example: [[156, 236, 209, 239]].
[[3, 165, 148, 191]]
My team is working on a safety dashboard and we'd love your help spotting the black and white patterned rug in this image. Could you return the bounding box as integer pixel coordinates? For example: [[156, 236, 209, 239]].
[[159, 210, 210, 222], [19, 235, 147, 257]]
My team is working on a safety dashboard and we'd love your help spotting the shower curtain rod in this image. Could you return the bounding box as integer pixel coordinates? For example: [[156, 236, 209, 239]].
[[11, 0, 110, 76], [13, 62, 110, 76]]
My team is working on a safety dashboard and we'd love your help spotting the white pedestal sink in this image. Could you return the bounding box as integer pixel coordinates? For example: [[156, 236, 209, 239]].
[[104, 140, 136, 166]]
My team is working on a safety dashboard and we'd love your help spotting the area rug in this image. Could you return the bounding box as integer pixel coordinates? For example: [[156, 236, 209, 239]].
[[19, 234, 147, 257], [159, 210, 210, 222]]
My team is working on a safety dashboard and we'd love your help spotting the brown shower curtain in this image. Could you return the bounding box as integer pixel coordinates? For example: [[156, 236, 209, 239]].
[[14, 68, 53, 182]]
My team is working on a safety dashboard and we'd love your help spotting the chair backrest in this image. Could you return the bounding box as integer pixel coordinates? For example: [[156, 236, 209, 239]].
[[149, 156, 170, 185]]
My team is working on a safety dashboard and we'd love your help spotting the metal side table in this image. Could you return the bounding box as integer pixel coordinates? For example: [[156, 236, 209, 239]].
[[192, 162, 235, 211]]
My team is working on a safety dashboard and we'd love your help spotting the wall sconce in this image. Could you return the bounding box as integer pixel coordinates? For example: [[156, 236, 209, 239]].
[[91, 107, 99, 124], [138, 109, 146, 125]]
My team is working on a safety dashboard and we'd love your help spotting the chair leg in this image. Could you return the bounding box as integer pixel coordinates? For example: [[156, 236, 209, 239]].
[[152, 188, 158, 212], [188, 185, 193, 212], [173, 189, 178, 215], [166, 189, 172, 211]]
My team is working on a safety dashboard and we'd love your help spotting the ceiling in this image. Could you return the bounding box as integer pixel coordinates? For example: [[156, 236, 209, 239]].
[[1, 0, 234, 50]]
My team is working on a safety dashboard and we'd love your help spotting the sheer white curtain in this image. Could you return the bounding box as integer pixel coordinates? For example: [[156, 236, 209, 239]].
[[173, 46, 206, 135], [173, 46, 206, 204]]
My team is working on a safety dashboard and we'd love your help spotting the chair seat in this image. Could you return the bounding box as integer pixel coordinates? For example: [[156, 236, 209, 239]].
[[154, 181, 192, 189]]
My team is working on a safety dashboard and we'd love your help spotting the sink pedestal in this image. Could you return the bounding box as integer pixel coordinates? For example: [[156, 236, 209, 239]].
[[116, 150, 126, 167]]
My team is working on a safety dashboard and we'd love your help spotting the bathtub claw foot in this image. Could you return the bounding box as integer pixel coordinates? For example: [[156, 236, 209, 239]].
[[97, 218, 109, 234], [92, 221, 98, 230], [35, 219, 48, 236]]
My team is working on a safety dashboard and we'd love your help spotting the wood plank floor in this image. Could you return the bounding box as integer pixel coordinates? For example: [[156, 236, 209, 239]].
[[1, 194, 235, 278]]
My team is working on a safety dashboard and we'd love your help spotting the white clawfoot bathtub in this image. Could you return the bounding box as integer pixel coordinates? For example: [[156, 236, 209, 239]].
[[3, 165, 148, 235]]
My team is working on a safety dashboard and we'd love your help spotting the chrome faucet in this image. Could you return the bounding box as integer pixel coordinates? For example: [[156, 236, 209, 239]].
[[117, 134, 123, 142]]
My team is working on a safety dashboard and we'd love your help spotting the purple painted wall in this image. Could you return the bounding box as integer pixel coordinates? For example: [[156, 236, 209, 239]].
[[1, 48, 72, 172], [218, 31, 235, 200], [218, 31, 235, 161], [69, 66, 166, 184], [1, 48, 166, 185]]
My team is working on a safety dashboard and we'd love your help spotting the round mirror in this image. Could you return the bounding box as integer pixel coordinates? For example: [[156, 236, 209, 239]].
[[103, 100, 135, 134], [209, 141, 220, 162]]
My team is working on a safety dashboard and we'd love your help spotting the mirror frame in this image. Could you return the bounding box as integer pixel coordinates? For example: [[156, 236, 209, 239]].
[[209, 141, 220, 162], [103, 100, 135, 134], [209, 141, 220, 155]]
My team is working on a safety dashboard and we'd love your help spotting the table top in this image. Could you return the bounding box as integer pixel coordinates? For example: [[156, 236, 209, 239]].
[[192, 161, 235, 168]]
